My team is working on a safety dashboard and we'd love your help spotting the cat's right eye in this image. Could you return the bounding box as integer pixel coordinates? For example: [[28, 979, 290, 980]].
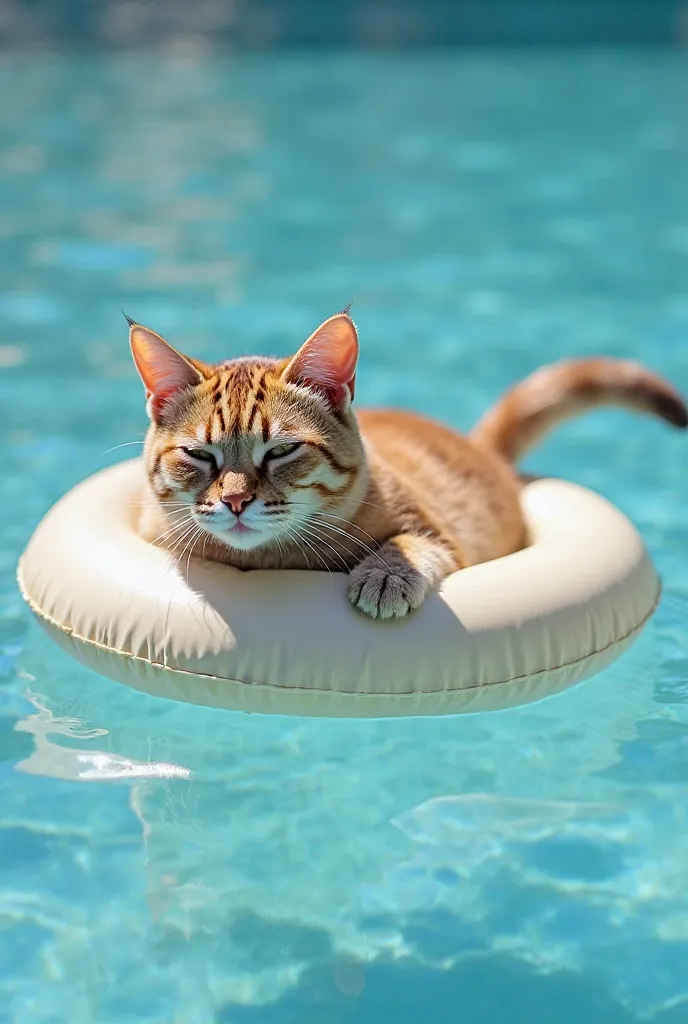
[[182, 447, 217, 468]]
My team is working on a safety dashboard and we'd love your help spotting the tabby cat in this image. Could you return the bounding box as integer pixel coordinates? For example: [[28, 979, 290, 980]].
[[130, 312, 687, 619]]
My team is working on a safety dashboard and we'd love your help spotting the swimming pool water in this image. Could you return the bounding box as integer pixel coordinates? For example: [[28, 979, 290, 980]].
[[1, 51, 688, 1023]]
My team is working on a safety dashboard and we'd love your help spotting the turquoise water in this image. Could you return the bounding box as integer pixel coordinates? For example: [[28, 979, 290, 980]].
[[1, 51, 688, 1022]]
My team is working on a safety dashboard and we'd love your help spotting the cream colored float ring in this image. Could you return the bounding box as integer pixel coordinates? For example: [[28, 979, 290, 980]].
[[17, 459, 660, 718]]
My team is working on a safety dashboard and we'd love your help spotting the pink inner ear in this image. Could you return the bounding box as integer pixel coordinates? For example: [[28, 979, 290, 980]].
[[284, 314, 359, 409], [130, 325, 201, 416]]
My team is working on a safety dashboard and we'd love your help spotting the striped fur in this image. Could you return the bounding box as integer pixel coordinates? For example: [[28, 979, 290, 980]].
[[131, 316, 687, 619], [471, 358, 688, 462]]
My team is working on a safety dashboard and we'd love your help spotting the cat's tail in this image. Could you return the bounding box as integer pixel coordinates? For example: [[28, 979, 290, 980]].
[[470, 357, 688, 463]]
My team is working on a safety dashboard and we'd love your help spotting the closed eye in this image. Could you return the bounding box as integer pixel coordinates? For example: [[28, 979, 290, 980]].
[[265, 442, 302, 461], [181, 447, 218, 469]]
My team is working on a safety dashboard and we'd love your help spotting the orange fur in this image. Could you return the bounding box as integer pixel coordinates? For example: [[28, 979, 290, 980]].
[[130, 315, 687, 619], [471, 358, 688, 462]]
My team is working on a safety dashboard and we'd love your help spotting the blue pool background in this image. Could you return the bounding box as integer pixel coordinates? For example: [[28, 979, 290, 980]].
[[2, 45, 688, 1023]]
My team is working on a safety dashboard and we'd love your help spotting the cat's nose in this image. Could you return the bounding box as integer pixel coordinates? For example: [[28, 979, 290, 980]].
[[221, 491, 256, 515]]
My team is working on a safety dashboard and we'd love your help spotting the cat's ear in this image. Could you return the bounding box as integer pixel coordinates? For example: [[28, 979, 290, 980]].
[[129, 322, 210, 421], [282, 313, 359, 410]]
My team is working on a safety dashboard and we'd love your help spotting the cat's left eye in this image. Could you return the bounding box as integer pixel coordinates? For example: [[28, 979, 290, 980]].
[[265, 442, 302, 461], [182, 447, 217, 467]]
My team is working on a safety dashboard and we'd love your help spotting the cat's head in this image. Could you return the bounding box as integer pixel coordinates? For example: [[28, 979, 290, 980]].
[[130, 313, 366, 553]]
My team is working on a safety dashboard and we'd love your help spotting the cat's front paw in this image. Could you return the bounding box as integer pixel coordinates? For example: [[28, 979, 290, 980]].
[[347, 560, 428, 620]]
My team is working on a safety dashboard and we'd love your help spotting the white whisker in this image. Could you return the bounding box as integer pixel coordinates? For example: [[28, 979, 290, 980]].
[[147, 514, 197, 549], [100, 440, 145, 457], [273, 535, 285, 568], [298, 521, 351, 574], [180, 524, 204, 582], [295, 527, 333, 579], [282, 526, 314, 570], [307, 515, 389, 569], [289, 504, 385, 552]]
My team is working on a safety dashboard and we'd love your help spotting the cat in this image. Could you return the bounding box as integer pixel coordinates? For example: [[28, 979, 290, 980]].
[[129, 312, 687, 620]]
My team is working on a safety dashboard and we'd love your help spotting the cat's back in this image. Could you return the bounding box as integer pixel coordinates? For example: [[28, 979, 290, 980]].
[[358, 407, 472, 465], [357, 407, 508, 483], [357, 408, 525, 563]]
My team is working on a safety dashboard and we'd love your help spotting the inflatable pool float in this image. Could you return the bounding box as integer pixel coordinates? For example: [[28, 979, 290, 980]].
[[17, 459, 659, 718]]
